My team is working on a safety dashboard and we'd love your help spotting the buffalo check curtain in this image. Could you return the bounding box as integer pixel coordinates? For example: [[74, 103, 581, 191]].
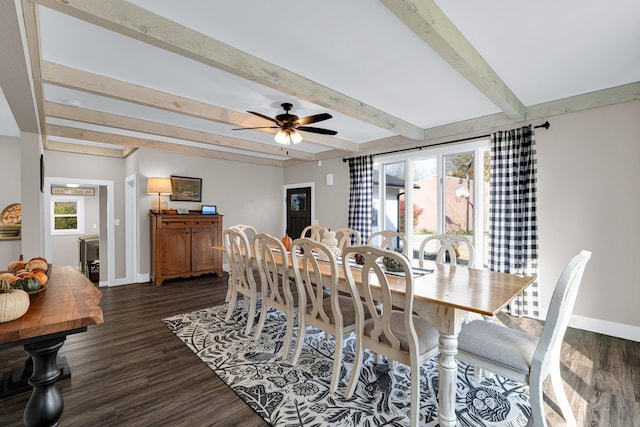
[[489, 125, 539, 318], [348, 155, 373, 245]]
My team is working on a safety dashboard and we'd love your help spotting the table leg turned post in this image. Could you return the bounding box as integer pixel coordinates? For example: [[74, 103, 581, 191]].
[[23, 337, 66, 427], [436, 306, 464, 427]]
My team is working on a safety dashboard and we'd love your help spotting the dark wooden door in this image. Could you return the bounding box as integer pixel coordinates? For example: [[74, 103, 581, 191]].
[[286, 187, 311, 239]]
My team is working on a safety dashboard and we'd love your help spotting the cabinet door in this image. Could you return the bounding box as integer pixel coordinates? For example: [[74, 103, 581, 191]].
[[158, 227, 191, 276], [191, 218, 217, 272]]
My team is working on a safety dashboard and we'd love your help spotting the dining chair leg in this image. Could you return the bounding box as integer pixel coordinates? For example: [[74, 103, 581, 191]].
[[244, 296, 257, 335], [225, 291, 238, 322], [550, 364, 577, 426], [253, 300, 268, 340], [530, 376, 547, 427], [290, 312, 306, 365], [344, 335, 363, 398], [409, 361, 421, 427], [330, 333, 341, 393], [280, 309, 295, 361]]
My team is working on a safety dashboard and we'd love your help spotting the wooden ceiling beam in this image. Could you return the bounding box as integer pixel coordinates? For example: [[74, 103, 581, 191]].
[[34, 0, 424, 140], [380, 0, 526, 121], [46, 123, 285, 166], [44, 101, 312, 160], [41, 61, 360, 152]]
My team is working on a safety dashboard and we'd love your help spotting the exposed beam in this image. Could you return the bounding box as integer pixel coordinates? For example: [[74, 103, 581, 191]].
[[380, 0, 526, 121], [34, 0, 424, 140], [526, 81, 640, 120], [46, 139, 125, 158], [41, 61, 360, 152], [46, 124, 285, 167], [19, 0, 45, 136], [45, 101, 313, 161]]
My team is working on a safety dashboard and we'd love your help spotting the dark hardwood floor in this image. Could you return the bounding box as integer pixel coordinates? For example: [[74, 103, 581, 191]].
[[1, 274, 638, 426]]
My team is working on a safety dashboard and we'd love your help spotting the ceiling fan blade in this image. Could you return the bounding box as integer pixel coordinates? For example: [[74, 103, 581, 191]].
[[231, 126, 279, 130], [247, 111, 281, 125], [297, 126, 338, 136], [294, 113, 332, 126]]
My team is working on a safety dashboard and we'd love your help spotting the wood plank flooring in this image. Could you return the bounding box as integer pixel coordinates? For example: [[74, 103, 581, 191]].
[[1, 274, 638, 426]]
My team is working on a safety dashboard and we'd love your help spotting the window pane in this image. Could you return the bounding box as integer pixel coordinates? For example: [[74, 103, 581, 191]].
[[54, 216, 78, 230], [54, 201, 77, 215], [444, 152, 474, 264], [411, 158, 437, 259], [383, 162, 405, 233]]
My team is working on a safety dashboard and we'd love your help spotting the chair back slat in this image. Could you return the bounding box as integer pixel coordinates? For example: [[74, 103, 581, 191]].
[[334, 227, 362, 252], [300, 225, 327, 241], [368, 230, 408, 255], [418, 234, 474, 267], [253, 233, 292, 308], [290, 238, 339, 326]]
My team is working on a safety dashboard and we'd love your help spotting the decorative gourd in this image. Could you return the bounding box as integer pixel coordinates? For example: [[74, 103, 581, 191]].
[[8, 260, 26, 274], [15, 276, 41, 292], [0, 279, 30, 323], [32, 271, 48, 287], [26, 257, 49, 272], [281, 234, 292, 252]]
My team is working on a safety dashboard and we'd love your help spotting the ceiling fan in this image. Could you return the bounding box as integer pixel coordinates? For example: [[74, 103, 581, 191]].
[[233, 103, 337, 145]]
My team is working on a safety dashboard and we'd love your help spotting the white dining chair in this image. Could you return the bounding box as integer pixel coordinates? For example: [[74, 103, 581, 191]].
[[457, 250, 592, 427], [289, 238, 359, 393], [224, 228, 260, 335], [334, 227, 361, 252], [342, 245, 440, 427], [300, 224, 327, 241], [368, 230, 408, 255], [252, 233, 297, 360], [225, 225, 258, 302], [418, 233, 474, 267]]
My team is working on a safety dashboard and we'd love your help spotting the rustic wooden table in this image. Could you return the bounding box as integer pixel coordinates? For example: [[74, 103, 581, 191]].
[[0, 266, 104, 427]]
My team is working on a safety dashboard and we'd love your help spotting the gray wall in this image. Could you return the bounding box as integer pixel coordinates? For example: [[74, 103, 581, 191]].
[[0, 136, 23, 265], [2, 100, 639, 340]]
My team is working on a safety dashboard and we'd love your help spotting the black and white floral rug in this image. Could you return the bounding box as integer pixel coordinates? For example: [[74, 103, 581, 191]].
[[163, 304, 531, 426]]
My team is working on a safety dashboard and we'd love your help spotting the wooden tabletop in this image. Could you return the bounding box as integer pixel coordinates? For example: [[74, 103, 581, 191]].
[[0, 266, 104, 345], [237, 247, 534, 317]]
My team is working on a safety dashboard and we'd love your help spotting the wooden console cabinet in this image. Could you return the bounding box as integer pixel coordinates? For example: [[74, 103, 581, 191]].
[[150, 212, 223, 286]]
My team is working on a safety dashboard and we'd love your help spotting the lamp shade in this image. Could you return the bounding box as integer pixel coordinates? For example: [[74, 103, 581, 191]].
[[274, 129, 303, 145], [147, 177, 172, 195]]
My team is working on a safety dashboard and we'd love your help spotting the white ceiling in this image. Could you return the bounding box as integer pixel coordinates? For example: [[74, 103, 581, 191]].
[[2, 0, 639, 166]]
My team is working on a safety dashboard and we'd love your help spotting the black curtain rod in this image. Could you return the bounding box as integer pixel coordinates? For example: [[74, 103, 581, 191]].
[[342, 121, 550, 162]]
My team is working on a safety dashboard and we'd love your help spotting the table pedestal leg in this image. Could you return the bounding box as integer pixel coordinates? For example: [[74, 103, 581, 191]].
[[436, 306, 464, 427], [23, 337, 66, 427]]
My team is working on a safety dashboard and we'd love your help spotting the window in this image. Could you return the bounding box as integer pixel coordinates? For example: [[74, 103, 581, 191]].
[[374, 139, 490, 267], [51, 196, 85, 235]]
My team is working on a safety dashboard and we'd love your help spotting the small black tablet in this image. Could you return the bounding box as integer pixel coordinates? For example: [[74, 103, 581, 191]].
[[201, 205, 217, 215]]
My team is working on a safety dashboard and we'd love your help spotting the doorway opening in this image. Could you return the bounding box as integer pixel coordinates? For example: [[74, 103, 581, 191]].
[[43, 177, 115, 286]]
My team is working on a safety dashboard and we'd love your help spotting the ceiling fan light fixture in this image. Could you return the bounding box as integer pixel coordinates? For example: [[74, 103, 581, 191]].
[[275, 129, 302, 145]]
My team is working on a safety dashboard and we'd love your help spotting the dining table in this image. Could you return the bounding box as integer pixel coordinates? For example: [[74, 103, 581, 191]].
[[0, 266, 104, 427], [216, 244, 535, 426]]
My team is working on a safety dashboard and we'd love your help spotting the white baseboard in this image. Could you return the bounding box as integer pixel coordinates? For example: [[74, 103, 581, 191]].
[[539, 308, 640, 342], [569, 314, 640, 342]]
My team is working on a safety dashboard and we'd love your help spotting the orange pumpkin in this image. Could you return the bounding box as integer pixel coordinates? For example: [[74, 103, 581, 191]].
[[32, 271, 48, 287], [281, 234, 292, 251]]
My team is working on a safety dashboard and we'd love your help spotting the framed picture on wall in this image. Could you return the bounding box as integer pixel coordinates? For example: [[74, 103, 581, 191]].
[[170, 176, 202, 202]]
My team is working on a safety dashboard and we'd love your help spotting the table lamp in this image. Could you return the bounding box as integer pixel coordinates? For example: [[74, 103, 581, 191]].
[[147, 177, 172, 213]]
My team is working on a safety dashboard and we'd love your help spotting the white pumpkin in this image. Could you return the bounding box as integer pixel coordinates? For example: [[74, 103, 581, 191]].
[[0, 280, 30, 323]]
